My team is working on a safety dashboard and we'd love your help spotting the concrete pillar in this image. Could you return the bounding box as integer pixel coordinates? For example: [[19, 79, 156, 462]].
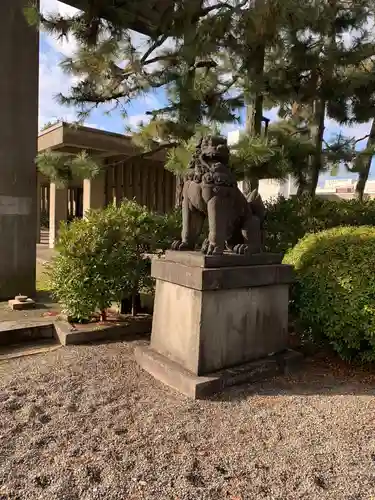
[[49, 184, 68, 249], [36, 176, 41, 244], [83, 173, 106, 218], [0, 0, 39, 298]]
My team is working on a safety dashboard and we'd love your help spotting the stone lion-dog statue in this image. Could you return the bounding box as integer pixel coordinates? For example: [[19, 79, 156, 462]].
[[171, 135, 266, 256]]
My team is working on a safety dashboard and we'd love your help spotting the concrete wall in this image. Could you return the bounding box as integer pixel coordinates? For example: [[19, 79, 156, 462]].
[[105, 159, 176, 212], [0, 0, 39, 298]]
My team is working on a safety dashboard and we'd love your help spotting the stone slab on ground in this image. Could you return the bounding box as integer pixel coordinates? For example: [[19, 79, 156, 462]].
[[55, 315, 152, 346], [0, 315, 151, 349], [0, 291, 60, 323], [135, 344, 303, 399], [8, 298, 36, 310], [0, 290, 61, 349], [0, 320, 56, 346], [0, 290, 151, 349]]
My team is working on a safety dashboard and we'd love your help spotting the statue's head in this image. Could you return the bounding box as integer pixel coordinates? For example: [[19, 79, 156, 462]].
[[200, 135, 230, 164]]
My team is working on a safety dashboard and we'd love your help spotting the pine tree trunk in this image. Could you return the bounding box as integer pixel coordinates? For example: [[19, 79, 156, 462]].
[[296, 176, 308, 198], [175, 175, 184, 209], [296, 184, 305, 198], [308, 99, 326, 197], [244, 47, 265, 195], [131, 287, 138, 317], [356, 118, 375, 201], [250, 178, 259, 192]]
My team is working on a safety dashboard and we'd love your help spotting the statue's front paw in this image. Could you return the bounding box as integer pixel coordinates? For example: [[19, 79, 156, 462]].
[[201, 238, 209, 253], [171, 240, 191, 251], [233, 244, 249, 255], [204, 243, 224, 255], [171, 239, 181, 250]]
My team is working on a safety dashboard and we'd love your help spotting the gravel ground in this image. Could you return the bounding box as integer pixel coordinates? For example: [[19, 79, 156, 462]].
[[1, 340, 375, 500]]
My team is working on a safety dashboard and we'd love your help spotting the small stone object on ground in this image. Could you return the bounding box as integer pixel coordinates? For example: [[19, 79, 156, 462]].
[[15, 295, 28, 302], [8, 295, 36, 311]]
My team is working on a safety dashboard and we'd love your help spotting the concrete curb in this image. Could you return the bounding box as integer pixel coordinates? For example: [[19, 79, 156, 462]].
[[0, 316, 152, 352]]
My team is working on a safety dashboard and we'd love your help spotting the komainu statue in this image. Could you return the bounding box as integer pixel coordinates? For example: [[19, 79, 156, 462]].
[[171, 135, 266, 256]]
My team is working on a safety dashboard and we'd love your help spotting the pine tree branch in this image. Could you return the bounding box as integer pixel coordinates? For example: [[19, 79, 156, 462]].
[[354, 134, 371, 145], [146, 106, 177, 116], [57, 90, 129, 105], [199, 0, 248, 17], [142, 53, 179, 67], [132, 142, 179, 159], [323, 134, 370, 152], [105, 141, 180, 170], [141, 35, 169, 64]]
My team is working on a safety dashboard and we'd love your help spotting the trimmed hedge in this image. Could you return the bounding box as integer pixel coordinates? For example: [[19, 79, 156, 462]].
[[284, 226, 375, 362], [139, 195, 375, 256], [48, 201, 181, 321], [264, 196, 375, 254]]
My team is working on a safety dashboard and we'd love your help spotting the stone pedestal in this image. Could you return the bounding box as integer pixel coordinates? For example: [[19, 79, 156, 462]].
[[135, 251, 301, 398]]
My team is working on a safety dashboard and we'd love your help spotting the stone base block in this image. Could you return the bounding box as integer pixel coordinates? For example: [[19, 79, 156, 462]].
[[137, 251, 297, 397], [8, 298, 35, 310], [151, 255, 294, 375], [135, 345, 303, 399]]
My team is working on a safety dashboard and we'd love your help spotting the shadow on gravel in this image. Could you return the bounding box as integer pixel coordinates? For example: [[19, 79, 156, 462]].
[[209, 353, 375, 402], [80, 333, 151, 347]]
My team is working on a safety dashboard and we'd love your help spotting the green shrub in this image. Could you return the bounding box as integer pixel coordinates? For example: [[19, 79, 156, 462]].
[[152, 208, 182, 251], [48, 200, 179, 321], [155, 195, 375, 255], [264, 195, 375, 254], [284, 226, 375, 362]]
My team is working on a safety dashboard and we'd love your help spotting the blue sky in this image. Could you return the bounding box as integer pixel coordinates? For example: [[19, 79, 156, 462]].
[[39, 0, 374, 181], [39, 0, 167, 132]]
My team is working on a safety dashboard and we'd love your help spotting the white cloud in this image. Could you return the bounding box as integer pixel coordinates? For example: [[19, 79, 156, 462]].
[[40, 0, 79, 57], [38, 48, 78, 130], [38, 0, 167, 128], [40, 0, 78, 16], [38, 42, 105, 131], [39, 0, 170, 62], [38, 2, 83, 127], [38, 0, 371, 174], [125, 114, 150, 131]]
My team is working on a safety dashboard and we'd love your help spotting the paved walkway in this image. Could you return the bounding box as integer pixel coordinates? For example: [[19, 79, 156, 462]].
[[0, 291, 60, 323], [0, 246, 59, 324], [36, 244, 56, 264]]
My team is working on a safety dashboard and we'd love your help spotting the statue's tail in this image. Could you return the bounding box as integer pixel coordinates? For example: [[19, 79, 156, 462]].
[[246, 189, 266, 224]]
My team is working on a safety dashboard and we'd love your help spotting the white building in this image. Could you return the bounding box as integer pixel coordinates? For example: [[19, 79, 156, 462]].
[[257, 177, 298, 201], [227, 130, 298, 200], [227, 129, 374, 201]]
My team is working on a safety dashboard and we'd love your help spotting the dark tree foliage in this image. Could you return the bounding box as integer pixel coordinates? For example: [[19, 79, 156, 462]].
[[26, 0, 375, 197]]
